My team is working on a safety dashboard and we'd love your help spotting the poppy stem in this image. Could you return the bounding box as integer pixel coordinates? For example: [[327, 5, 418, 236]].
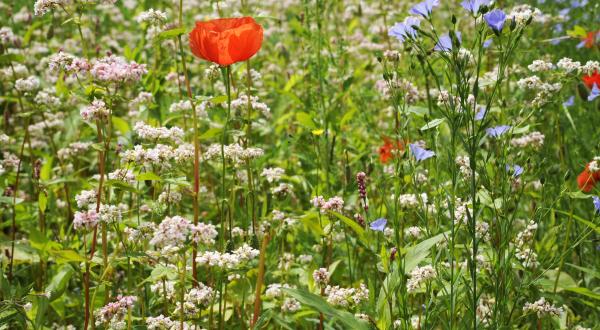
[[220, 66, 233, 251]]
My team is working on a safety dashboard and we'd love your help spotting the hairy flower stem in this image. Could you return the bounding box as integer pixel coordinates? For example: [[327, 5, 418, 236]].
[[220, 66, 233, 250], [177, 33, 201, 285], [245, 60, 257, 238], [251, 231, 270, 327]]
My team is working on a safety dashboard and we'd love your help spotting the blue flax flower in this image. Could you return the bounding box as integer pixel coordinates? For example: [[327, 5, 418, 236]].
[[588, 83, 600, 101], [409, 144, 435, 162], [486, 125, 511, 138], [388, 16, 421, 43], [409, 0, 440, 18], [484, 9, 507, 33], [593, 196, 600, 214], [506, 164, 524, 178], [370, 218, 388, 231], [563, 96, 574, 107], [461, 0, 491, 14], [434, 32, 461, 52]]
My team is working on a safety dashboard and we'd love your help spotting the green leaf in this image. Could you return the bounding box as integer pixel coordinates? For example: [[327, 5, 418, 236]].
[[566, 263, 600, 280], [136, 172, 162, 181], [404, 232, 449, 274], [40, 156, 53, 181], [45, 264, 75, 301], [295, 112, 316, 129], [565, 287, 600, 300], [38, 193, 47, 214], [282, 288, 370, 330], [0, 54, 25, 65], [283, 74, 302, 92], [155, 27, 187, 41], [48, 249, 86, 263], [555, 210, 600, 234], [199, 127, 222, 140], [330, 212, 368, 246], [111, 116, 130, 134], [420, 118, 445, 131]]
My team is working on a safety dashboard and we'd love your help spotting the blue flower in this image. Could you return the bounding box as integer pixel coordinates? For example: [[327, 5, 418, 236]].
[[571, 0, 588, 8], [409, 144, 435, 162], [506, 164, 524, 178], [388, 16, 421, 43], [486, 125, 511, 138], [484, 9, 507, 33], [593, 196, 600, 214], [475, 106, 487, 120], [434, 32, 461, 52], [483, 39, 493, 48], [563, 96, 574, 107], [588, 83, 600, 101], [409, 0, 440, 18], [461, 0, 491, 14], [370, 218, 388, 231]]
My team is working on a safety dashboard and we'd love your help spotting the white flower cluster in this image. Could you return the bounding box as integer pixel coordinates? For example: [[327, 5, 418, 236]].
[[149, 215, 191, 247], [136, 9, 167, 25], [231, 94, 271, 117], [57, 142, 92, 159], [73, 210, 99, 230], [133, 121, 184, 143], [527, 60, 554, 72], [204, 143, 264, 164], [47, 52, 90, 75], [99, 203, 127, 223], [405, 226, 422, 239], [122, 143, 194, 165], [191, 222, 218, 245], [271, 209, 296, 226], [508, 5, 541, 26], [125, 222, 157, 244], [169, 100, 192, 113], [265, 283, 292, 298], [510, 131, 544, 149], [407, 265, 436, 292], [34, 89, 61, 107], [456, 155, 474, 179], [523, 297, 563, 318], [75, 189, 97, 208], [90, 55, 147, 83], [514, 220, 539, 268], [108, 168, 136, 185], [195, 244, 259, 269], [146, 315, 175, 330], [157, 189, 182, 204], [0, 27, 15, 44], [261, 167, 285, 183], [281, 298, 301, 313], [311, 195, 344, 213], [555, 58, 599, 75], [398, 193, 427, 208], [29, 112, 65, 136], [324, 283, 369, 307], [80, 99, 110, 121], [174, 284, 217, 316], [95, 295, 137, 330], [34, 0, 69, 16], [15, 76, 40, 93], [312, 268, 330, 286]]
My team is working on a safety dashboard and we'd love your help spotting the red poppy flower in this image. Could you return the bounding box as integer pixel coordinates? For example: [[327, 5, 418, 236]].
[[583, 71, 600, 89], [577, 162, 600, 192], [189, 17, 263, 66], [581, 31, 598, 49], [378, 137, 405, 163]]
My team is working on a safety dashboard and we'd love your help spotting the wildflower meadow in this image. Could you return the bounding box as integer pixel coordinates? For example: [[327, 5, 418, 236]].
[[1, 0, 600, 329]]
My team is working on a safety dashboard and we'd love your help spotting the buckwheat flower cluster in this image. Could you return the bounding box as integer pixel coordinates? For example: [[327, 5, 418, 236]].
[[149, 215, 191, 248], [510, 131, 544, 149], [507, 5, 540, 26], [174, 284, 217, 316], [57, 142, 92, 159], [311, 195, 344, 213], [204, 143, 264, 164], [75, 189, 97, 208], [436, 90, 461, 109], [157, 190, 182, 204], [125, 222, 156, 244], [407, 265, 436, 292], [261, 167, 285, 183], [324, 283, 369, 307], [271, 183, 294, 196], [278, 252, 295, 271], [108, 168, 136, 185], [15, 76, 40, 93], [516, 76, 543, 89], [29, 112, 65, 136], [146, 315, 175, 329], [135, 9, 167, 25], [99, 203, 127, 223], [122, 143, 194, 165], [523, 297, 563, 318], [34, 0, 69, 16], [80, 99, 110, 121], [90, 55, 147, 83], [95, 295, 137, 330], [191, 222, 218, 245], [48, 52, 90, 75], [34, 89, 61, 107], [405, 226, 422, 239], [312, 268, 330, 286], [231, 94, 271, 117], [0, 27, 15, 44], [133, 121, 184, 143], [398, 193, 427, 208], [556, 58, 581, 73], [581, 60, 600, 75], [169, 100, 192, 113], [265, 283, 292, 298], [527, 60, 554, 72], [73, 210, 99, 230], [456, 155, 474, 179], [281, 298, 301, 313], [476, 221, 490, 241], [514, 221, 539, 268], [196, 244, 259, 269]]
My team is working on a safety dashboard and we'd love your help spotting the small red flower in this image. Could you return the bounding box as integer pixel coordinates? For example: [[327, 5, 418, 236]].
[[583, 71, 600, 89], [581, 31, 598, 49], [577, 162, 600, 192], [378, 137, 405, 163], [189, 17, 263, 66]]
